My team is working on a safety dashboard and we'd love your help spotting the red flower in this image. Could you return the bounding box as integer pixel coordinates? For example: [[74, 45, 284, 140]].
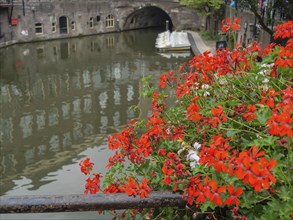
[[211, 105, 227, 122], [282, 86, 293, 99], [139, 178, 152, 198], [232, 146, 277, 191], [267, 111, 293, 137], [159, 74, 168, 88], [243, 104, 257, 122], [104, 183, 122, 193], [85, 173, 102, 194], [123, 176, 139, 197], [274, 20, 293, 39], [163, 176, 172, 185], [106, 152, 125, 169], [79, 158, 94, 175], [158, 148, 167, 156], [221, 18, 241, 33], [159, 71, 176, 88], [193, 183, 206, 204], [162, 164, 174, 176], [187, 96, 202, 121], [224, 185, 243, 206], [205, 178, 225, 206]]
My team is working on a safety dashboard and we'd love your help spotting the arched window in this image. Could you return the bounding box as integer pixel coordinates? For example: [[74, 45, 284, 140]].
[[105, 15, 114, 28], [59, 16, 68, 34]]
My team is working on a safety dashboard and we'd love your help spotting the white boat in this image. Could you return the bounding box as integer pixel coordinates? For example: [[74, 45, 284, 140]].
[[157, 51, 191, 59], [155, 30, 191, 51]]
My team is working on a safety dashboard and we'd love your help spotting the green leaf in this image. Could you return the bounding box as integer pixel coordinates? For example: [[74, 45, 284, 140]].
[[256, 106, 272, 125], [200, 200, 216, 212], [226, 129, 241, 137], [251, 135, 279, 147]]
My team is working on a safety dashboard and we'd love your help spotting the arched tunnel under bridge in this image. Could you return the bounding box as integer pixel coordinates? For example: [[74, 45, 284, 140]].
[[123, 6, 173, 31]]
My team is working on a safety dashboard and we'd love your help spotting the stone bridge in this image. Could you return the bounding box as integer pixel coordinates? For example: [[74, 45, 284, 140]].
[[0, 0, 200, 46]]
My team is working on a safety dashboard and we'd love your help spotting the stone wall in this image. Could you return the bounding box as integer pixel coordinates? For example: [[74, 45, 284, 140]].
[[0, 0, 200, 47]]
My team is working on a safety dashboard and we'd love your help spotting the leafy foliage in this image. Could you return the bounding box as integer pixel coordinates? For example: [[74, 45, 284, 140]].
[[80, 20, 293, 219], [179, 0, 224, 15]]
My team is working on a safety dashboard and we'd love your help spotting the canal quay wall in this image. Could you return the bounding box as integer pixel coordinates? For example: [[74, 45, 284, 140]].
[[0, 0, 201, 48]]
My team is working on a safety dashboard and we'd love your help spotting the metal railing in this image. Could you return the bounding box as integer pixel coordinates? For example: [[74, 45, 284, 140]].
[[0, 192, 186, 213]]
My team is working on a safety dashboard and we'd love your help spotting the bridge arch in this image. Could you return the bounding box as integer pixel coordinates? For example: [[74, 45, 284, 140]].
[[123, 6, 173, 31]]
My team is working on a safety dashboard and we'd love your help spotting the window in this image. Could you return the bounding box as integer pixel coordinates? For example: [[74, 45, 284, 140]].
[[59, 16, 68, 34], [105, 15, 114, 28], [97, 16, 100, 22], [89, 17, 94, 28], [52, 22, 56, 32], [71, 21, 75, 30], [35, 23, 43, 35]]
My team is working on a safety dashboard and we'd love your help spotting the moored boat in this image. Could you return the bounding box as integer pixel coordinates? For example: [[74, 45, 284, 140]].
[[155, 30, 191, 51]]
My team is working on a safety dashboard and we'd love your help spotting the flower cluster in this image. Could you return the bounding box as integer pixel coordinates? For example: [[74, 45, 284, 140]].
[[232, 147, 277, 192], [79, 157, 94, 175], [274, 20, 293, 39], [221, 17, 241, 33], [121, 177, 152, 198], [80, 20, 293, 219]]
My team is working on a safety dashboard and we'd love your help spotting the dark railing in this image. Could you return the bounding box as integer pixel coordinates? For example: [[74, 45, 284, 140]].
[[0, 192, 186, 213]]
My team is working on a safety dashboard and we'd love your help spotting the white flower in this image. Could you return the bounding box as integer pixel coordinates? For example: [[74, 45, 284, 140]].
[[258, 63, 274, 77], [190, 161, 197, 168], [187, 150, 199, 160], [258, 70, 266, 76], [262, 78, 269, 83], [187, 150, 200, 168], [193, 142, 201, 150], [203, 91, 210, 97], [262, 84, 268, 91], [261, 63, 274, 68], [201, 84, 209, 90]]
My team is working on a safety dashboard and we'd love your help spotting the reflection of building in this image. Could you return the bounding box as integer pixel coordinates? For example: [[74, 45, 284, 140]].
[[0, 67, 141, 189], [0, 29, 188, 195], [0, 63, 140, 194]]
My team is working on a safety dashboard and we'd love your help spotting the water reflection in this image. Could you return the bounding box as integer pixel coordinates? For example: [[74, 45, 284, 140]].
[[0, 28, 190, 197]]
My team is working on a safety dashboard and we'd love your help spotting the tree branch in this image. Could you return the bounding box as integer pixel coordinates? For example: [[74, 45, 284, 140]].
[[250, 7, 274, 36], [247, 0, 274, 36]]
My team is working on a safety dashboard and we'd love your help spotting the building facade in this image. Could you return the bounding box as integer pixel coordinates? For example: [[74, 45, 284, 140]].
[[0, 0, 200, 47]]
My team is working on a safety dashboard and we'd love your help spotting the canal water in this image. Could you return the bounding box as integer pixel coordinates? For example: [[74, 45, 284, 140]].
[[0, 27, 191, 219]]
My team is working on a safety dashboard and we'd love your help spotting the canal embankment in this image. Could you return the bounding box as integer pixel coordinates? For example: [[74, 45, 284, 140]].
[[187, 31, 216, 55]]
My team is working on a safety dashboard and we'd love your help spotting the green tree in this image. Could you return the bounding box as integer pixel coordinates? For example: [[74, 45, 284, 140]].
[[179, 0, 224, 34], [179, 0, 224, 15]]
